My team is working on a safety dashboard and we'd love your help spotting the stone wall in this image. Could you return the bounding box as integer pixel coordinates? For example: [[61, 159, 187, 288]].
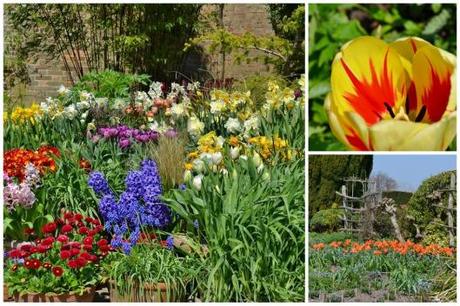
[[5, 4, 275, 104]]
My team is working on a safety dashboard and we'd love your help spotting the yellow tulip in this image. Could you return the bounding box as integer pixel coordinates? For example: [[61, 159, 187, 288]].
[[326, 36, 456, 151]]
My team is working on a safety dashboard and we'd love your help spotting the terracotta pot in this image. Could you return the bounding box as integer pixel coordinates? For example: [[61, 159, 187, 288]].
[[109, 280, 177, 302], [4, 284, 13, 302], [13, 287, 95, 302]]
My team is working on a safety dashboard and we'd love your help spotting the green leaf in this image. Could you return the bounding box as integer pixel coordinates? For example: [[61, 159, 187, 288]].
[[422, 9, 450, 35], [309, 82, 330, 100]]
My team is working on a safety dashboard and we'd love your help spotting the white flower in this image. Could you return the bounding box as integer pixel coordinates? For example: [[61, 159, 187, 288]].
[[170, 103, 187, 118], [76, 101, 90, 110], [230, 147, 240, 159], [243, 116, 260, 134], [112, 98, 126, 110], [211, 152, 223, 165], [298, 74, 305, 92], [239, 155, 248, 161], [183, 170, 192, 182], [193, 159, 205, 172], [182, 96, 191, 105], [210, 100, 226, 114], [252, 152, 263, 168], [216, 136, 225, 148], [220, 168, 228, 176], [199, 153, 213, 164], [63, 105, 78, 119], [57, 85, 70, 96], [95, 98, 108, 107], [148, 82, 163, 99], [193, 175, 203, 191], [257, 163, 264, 173], [81, 111, 88, 120], [224, 118, 242, 134], [40, 101, 50, 113], [79, 91, 92, 102], [187, 81, 200, 91], [187, 117, 204, 137]]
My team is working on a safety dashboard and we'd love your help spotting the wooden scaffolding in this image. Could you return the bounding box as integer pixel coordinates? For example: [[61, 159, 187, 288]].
[[336, 177, 382, 240]]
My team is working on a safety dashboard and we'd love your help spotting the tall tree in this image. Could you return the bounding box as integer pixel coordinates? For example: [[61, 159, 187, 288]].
[[371, 171, 398, 191]]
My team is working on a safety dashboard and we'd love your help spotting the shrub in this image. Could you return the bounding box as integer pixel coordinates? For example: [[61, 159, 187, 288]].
[[308, 155, 373, 215], [308, 231, 353, 245], [310, 203, 343, 232], [382, 191, 413, 205], [72, 70, 150, 99], [406, 170, 456, 237]]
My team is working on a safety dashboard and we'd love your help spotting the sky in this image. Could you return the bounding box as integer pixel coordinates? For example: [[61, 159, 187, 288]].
[[371, 155, 456, 192]]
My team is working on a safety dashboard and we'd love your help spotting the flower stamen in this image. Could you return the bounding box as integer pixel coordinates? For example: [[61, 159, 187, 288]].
[[415, 106, 426, 122], [384, 102, 395, 118]]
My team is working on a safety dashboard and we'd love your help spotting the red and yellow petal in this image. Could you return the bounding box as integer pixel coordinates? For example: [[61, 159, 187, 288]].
[[331, 36, 408, 126], [326, 94, 371, 150], [412, 45, 454, 123]]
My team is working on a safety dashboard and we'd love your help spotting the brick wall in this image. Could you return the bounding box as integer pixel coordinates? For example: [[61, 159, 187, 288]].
[[205, 4, 275, 80], [5, 4, 275, 104]]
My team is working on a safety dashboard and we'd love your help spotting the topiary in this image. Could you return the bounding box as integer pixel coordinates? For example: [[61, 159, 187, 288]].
[[422, 218, 450, 247], [406, 170, 456, 240], [310, 203, 343, 233]]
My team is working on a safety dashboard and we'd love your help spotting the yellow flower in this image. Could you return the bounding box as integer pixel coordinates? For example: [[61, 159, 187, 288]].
[[327, 36, 456, 150], [267, 81, 280, 93], [10, 103, 43, 124], [248, 137, 260, 145], [274, 137, 287, 149], [198, 131, 216, 147], [188, 151, 199, 159], [281, 88, 295, 104], [184, 163, 193, 171]]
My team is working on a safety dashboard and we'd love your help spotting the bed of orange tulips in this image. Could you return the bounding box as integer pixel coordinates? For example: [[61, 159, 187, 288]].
[[312, 239, 454, 257]]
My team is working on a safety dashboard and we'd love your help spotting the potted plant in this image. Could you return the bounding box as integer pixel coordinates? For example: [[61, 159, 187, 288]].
[[4, 211, 111, 302], [104, 242, 203, 302]]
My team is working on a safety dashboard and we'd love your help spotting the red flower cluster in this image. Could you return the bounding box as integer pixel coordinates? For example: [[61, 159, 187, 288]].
[[312, 239, 455, 257], [7, 211, 111, 278], [4, 145, 60, 181]]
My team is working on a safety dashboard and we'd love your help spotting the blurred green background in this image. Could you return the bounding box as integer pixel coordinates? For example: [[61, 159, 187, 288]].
[[308, 3, 457, 151]]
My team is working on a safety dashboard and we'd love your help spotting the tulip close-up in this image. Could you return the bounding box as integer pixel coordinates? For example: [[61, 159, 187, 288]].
[[325, 36, 456, 151]]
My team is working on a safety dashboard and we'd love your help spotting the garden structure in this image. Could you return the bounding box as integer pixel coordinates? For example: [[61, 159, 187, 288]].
[[336, 177, 381, 240]]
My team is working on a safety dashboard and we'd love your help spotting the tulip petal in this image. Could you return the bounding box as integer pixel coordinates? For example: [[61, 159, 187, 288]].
[[325, 94, 350, 147], [412, 45, 455, 123], [390, 37, 431, 63], [326, 95, 371, 150], [345, 111, 371, 150], [447, 68, 456, 113], [369, 113, 456, 151], [331, 36, 408, 126]]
